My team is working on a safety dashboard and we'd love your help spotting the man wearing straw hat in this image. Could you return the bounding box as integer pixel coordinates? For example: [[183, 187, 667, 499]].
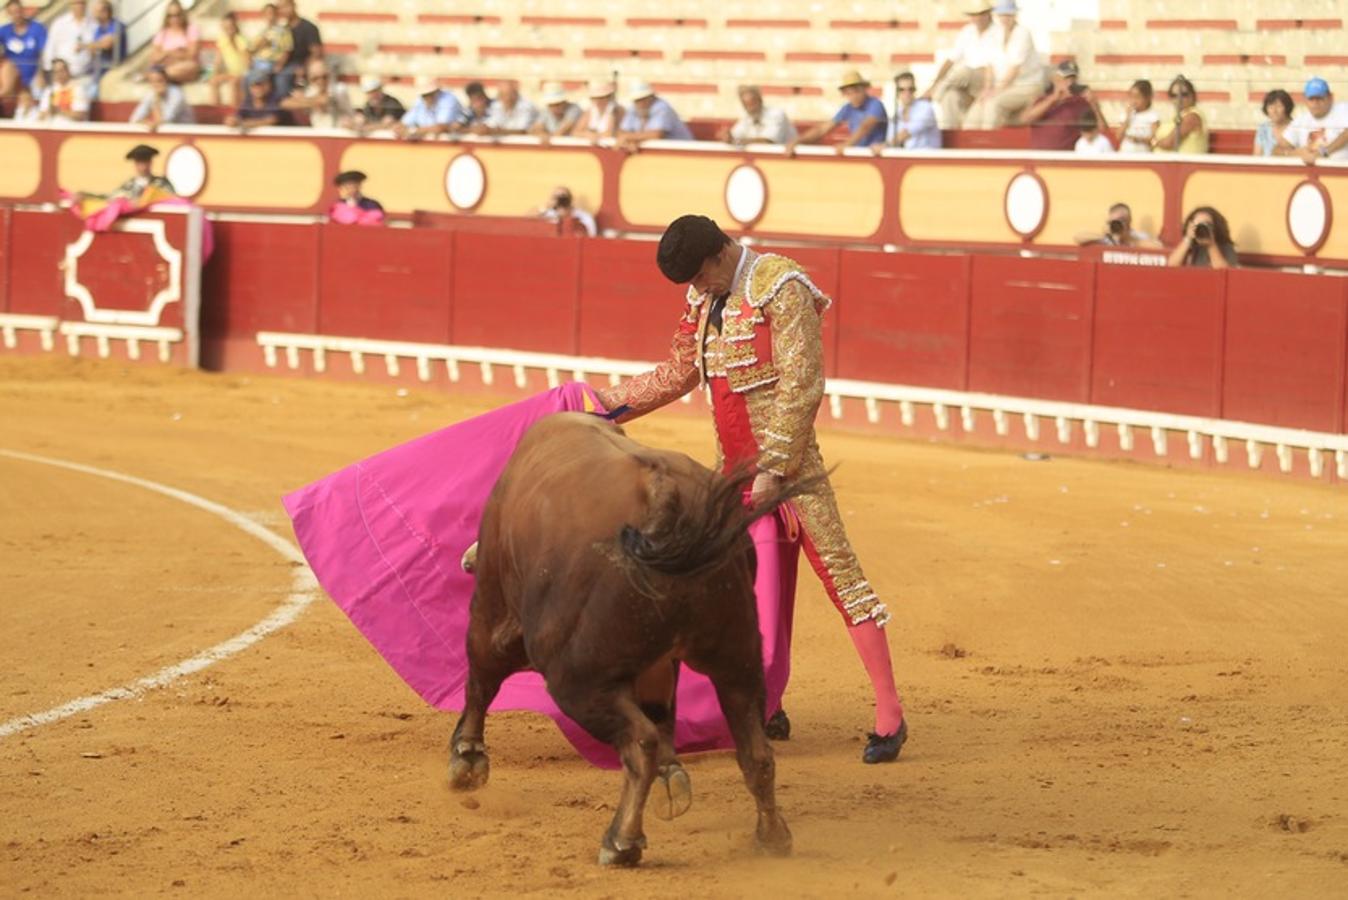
[[575, 78, 624, 141], [966, 0, 1046, 128], [924, 3, 998, 128], [786, 69, 887, 154], [617, 80, 693, 149], [530, 81, 582, 137]]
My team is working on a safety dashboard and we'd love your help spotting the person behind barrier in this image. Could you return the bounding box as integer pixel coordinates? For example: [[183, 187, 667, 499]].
[[530, 82, 582, 138], [1254, 89, 1296, 157], [477, 79, 539, 135], [460, 80, 490, 130], [1288, 77, 1348, 163], [924, 3, 997, 129], [537, 186, 597, 237], [1152, 75, 1208, 154], [617, 80, 693, 149], [281, 58, 353, 130], [225, 69, 292, 130], [1074, 202, 1159, 248], [327, 170, 385, 227], [396, 76, 463, 141], [786, 69, 887, 154], [1168, 207, 1237, 269], [573, 79, 623, 142], [37, 58, 89, 123], [77, 144, 176, 204], [722, 85, 796, 146], [209, 11, 249, 107], [42, 0, 95, 81], [11, 80, 38, 121], [966, 0, 1046, 129], [86, 1, 127, 100], [877, 71, 940, 151], [1018, 59, 1101, 150], [275, 0, 321, 99], [246, 3, 291, 85], [593, 214, 910, 765], [130, 65, 193, 128], [354, 75, 405, 134], [0, 0, 47, 95], [1074, 109, 1113, 154], [1115, 79, 1158, 154], [145, 0, 200, 84]]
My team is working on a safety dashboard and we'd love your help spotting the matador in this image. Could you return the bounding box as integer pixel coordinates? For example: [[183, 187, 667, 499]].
[[595, 215, 908, 764]]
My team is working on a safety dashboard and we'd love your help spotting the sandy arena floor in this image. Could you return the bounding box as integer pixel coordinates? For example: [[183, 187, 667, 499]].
[[1, 356, 1346, 898]]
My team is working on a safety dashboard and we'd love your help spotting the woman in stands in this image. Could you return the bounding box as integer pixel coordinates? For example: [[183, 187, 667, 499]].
[[1254, 89, 1297, 157], [209, 11, 249, 106], [146, 0, 200, 84], [574, 79, 623, 142], [1152, 75, 1208, 154], [1168, 207, 1237, 269]]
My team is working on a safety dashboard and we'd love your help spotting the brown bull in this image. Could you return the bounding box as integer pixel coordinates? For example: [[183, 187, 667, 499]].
[[449, 412, 799, 865]]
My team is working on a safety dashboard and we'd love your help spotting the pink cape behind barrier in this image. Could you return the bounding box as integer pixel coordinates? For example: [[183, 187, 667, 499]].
[[283, 383, 799, 768]]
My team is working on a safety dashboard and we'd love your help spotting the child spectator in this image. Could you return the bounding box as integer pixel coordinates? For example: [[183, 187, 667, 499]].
[[1074, 109, 1113, 153], [1116, 80, 1158, 153], [130, 65, 193, 128], [38, 59, 89, 122], [209, 11, 249, 107], [12, 81, 39, 121], [147, 0, 200, 84]]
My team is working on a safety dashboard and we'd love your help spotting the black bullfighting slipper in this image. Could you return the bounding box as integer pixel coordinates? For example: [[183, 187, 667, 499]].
[[862, 718, 908, 764], [765, 708, 791, 741]]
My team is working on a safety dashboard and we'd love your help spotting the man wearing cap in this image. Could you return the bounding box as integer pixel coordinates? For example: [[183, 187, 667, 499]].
[[967, 0, 1046, 129], [328, 171, 385, 226], [226, 71, 293, 131], [617, 81, 694, 149], [575, 79, 624, 141], [1018, 59, 1105, 150], [475, 79, 539, 136], [397, 77, 464, 141], [593, 215, 909, 765], [1288, 77, 1348, 163], [82, 144, 176, 204], [786, 70, 887, 154], [530, 82, 581, 138], [925, 4, 998, 128], [355, 75, 405, 134], [723, 85, 797, 146]]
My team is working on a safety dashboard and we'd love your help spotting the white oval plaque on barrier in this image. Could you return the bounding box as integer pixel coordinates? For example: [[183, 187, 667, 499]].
[[725, 164, 767, 226], [165, 144, 207, 198], [445, 154, 486, 211], [1004, 171, 1047, 239], [1287, 180, 1330, 252]]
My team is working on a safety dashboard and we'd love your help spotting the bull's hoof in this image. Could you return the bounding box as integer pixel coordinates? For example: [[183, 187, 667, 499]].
[[755, 816, 793, 857], [448, 740, 490, 791], [598, 835, 645, 867], [651, 763, 693, 821]]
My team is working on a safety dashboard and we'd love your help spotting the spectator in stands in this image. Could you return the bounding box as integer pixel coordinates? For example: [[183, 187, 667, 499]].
[[209, 11, 249, 107], [146, 1, 200, 84], [11, 81, 38, 120], [538, 186, 597, 237], [247, 4, 291, 84], [1254, 89, 1296, 157], [354, 75, 404, 133], [477, 79, 539, 135], [1074, 110, 1113, 154], [87, 1, 127, 99], [0, 0, 47, 96], [531, 82, 581, 138], [130, 65, 193, 127], [967, 0, 1046, 129], [722, 84, 796, 145], [276, 0, 321, 99], [1115, 80, 1158, 154], [397, 76, 462, 141], [1152, 75, 1208, 154], [877, 72, 939, 151], [37, 58, 89, 122], [1016, 60, 1100, 150], [1287, 77, 1348, 163], [43, 0, 95, 81], [1074, 202, 1160, 248], [328, 170, 385, 226], [786, 70, 887, 155], [925, 4, 997, 128], [282, 59, 352, 129], [617, 81, 693, 149], [1168, 207, 1237, 269], [225, 70, 292, 130], [460, 80, 490, 130], [574, 79, 622, 142]]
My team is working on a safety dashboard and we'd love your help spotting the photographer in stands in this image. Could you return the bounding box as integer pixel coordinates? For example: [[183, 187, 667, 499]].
[[1075, 203, 1160, 248], [1168, 207, 1237, 269], [537, 186, 597, 237], [1018, 59, 1103, 150]]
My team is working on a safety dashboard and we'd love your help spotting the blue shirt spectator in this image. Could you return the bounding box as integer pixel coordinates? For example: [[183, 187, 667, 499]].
[[89, 5, 127, 84], [1, 2, 47, 88], [618, 83, 694, 145], [400, 81, 465, 137], [834, 95, 888, 147], [884, 79, 941, 150]]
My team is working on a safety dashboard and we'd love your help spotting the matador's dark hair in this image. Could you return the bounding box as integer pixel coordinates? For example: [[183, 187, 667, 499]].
[[656, 215, 732, 284]]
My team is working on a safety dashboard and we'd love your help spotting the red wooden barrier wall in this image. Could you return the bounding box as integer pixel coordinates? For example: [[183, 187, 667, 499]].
[[318, 226, 454, 345], [0, 207, 10, 315]]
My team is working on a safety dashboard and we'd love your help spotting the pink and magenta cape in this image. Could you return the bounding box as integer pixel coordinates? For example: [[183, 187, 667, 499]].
[[283, 382, 799, 768]]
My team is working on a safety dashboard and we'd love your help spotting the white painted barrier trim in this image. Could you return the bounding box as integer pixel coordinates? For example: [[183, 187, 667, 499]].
[[0, 449, 318, 740], [255, 331, 1348, 478]]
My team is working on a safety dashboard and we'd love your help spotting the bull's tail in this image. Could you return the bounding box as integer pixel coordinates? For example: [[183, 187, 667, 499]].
[[617, 463, 821, 587]]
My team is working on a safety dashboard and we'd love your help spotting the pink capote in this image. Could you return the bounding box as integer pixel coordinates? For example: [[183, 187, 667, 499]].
[[283, 382, 800, 768]]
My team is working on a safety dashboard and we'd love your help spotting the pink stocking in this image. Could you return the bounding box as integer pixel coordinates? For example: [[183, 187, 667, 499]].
[[847, 620, 905, 735]]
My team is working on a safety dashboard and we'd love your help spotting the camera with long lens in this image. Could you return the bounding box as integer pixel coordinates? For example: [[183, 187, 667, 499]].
[[1108, 219, 1126, 237], [1194, 222, 1212, 241]]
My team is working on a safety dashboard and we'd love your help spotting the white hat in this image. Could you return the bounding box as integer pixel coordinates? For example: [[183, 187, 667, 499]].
[[587, 78, 616, 98], [993, 0, 1017, 13], [540, 81, 568, 105], [412, 75, 439, 95], [629, 80, 656, 100], [359, 74, 383, 93]]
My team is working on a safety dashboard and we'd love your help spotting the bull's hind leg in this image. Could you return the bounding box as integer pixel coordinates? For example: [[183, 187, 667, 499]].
[[708, 667, 793, 856], [449, 597, 526, 792], [637, 658, 692, 821]]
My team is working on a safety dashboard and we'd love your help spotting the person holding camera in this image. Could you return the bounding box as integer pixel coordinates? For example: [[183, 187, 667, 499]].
[[1018, 59, 1103, 150], [1152, 75, 1208, 154], [1168, 207, 1237, 269], [1075, 203, 1160, 248], [538, 186, 597, 237]]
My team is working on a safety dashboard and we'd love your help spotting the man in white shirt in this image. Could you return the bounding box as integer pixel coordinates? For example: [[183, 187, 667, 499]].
[[477, 80, 540, 135], [724, 85, 796, 145], [280, 59, 354, 129], [42, 0, 96, 78], [967, 0, 1047, 129], [1289, 76, 1348, 162], [924, 3, 997, 129]]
